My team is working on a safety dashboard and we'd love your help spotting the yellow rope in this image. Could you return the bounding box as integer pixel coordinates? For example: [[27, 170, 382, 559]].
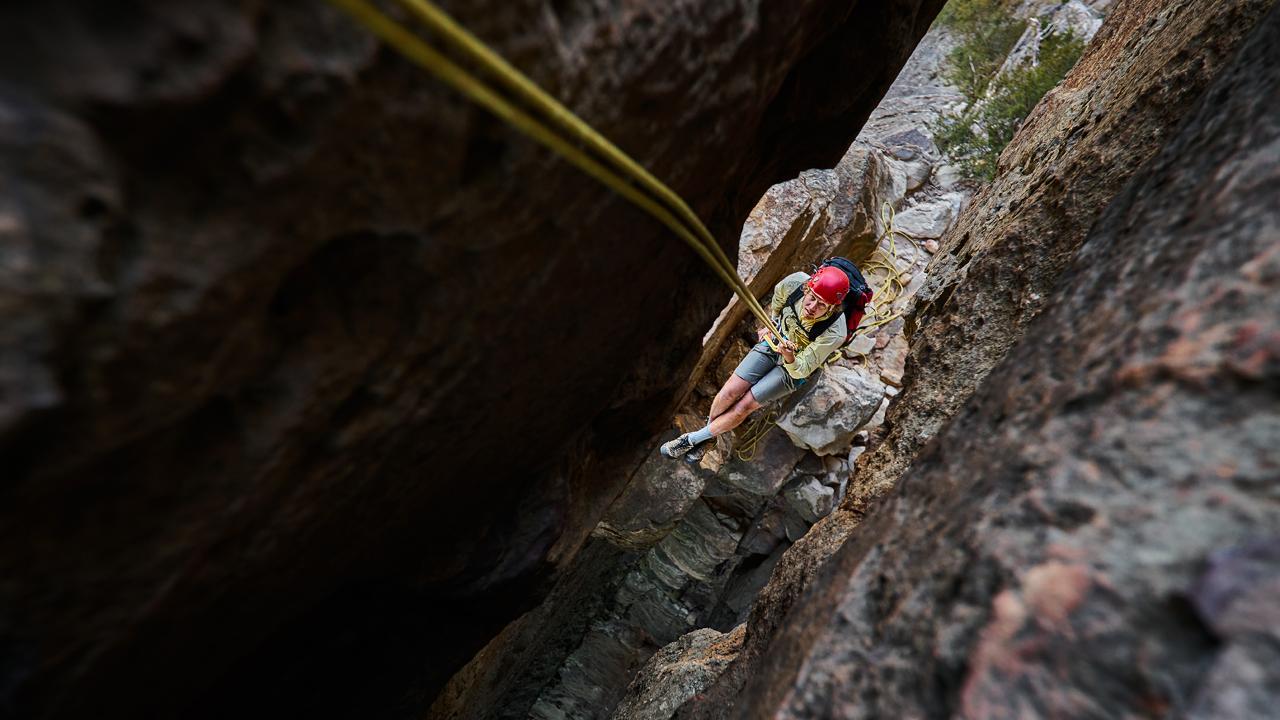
[[840, 201, 919, 364], [734, 408, 780, 462], [861, 202, 919, 329], [325, 0, 783, 346]]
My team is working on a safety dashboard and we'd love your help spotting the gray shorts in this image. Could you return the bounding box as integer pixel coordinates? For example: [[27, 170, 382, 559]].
[[733, 342, 807, 404]]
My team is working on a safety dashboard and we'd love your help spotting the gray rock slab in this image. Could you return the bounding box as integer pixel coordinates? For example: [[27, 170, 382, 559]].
[[777, 365, 886, 455]]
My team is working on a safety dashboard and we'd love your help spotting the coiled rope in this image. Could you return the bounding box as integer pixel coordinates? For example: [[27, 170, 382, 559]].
[[734, 407, 780, 462], [840, 201, 921, 364], [325, 0, 784, 346]]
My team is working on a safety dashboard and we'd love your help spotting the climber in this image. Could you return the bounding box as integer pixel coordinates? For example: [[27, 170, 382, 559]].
[[661, 262, 866, 459]]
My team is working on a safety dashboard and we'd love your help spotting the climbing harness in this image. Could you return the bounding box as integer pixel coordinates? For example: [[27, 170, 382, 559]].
[[324, 0, 785, 347]]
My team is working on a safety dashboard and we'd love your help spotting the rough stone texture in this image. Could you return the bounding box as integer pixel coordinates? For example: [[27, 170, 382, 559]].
[[735, 170, 839, 287], [610, 626, 745, 720], [865, 0, 1277, 513], [776, 366, 885, 456], [892, 197, 954, 238], [1185, 539, 1280, 720], [782, 478, 835, 524], [719, 428, 807, 497], [672, 0, 1278, 716], [0, 0, 949, 717], [596, 447, 710, 552], [688, 4, 1280, 716]]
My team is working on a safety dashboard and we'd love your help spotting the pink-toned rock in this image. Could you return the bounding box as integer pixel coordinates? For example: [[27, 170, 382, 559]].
[[878, 334, 910, 387]]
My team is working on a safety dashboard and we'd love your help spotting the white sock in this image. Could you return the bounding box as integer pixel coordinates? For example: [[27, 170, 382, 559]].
[[688, 425, 714, 446]]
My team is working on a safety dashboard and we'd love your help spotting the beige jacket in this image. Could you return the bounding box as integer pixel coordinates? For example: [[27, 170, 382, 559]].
[[769, 272, 846, 380]]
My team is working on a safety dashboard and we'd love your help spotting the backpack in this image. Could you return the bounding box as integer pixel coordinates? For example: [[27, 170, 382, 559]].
[[783, 257, 873, 348]]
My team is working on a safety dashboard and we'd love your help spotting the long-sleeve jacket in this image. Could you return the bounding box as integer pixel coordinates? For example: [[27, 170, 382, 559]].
[[769, 272, 846, 380]]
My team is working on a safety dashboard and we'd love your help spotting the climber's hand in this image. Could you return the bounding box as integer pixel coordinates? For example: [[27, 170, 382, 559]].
[[757, 327, 776, 343], [779, 340, 797, 362]]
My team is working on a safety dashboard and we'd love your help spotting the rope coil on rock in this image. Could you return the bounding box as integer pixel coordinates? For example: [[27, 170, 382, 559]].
[[325, 0, 784, 346], [734, 407, 780, 462], [840, 201, 920, 365]]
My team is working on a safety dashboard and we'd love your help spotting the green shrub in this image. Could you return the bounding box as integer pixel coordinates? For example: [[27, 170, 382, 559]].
[[936, 0, 1025, 102], [931, 13, 1087, 182]]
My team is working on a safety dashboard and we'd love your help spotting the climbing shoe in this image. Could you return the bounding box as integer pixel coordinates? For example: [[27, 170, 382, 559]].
[[660, 433, 696, 459]]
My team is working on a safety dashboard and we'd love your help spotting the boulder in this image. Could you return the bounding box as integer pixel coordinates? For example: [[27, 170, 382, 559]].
[[776, 366, 885, 455], [720, 425, 807, 496], [1047, 0, 1105, 37], [935, 162, 964, 189], [893, 196, 955, 239], [878, 333, 910, 387], [783, 478, 836, 523], [610, 626, 745, 720]]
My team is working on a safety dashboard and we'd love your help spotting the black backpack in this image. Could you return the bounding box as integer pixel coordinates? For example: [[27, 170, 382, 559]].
[[783, 257, 873, 348]]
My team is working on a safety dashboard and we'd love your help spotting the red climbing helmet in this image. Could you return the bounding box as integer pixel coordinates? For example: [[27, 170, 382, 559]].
[[806, 265, 850, 305]]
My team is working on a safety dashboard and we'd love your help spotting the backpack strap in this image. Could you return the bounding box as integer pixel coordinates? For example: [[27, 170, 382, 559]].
[[808, 312, 843, 340], [785, 284, 804, 310]]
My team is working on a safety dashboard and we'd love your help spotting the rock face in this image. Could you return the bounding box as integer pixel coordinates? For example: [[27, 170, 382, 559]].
[[725, 10, 1280, 714], [490, 14, 985, 718], [669, 0, 1279, 716], [865, 0, 1276, 529], [0, 0, 949, 717]]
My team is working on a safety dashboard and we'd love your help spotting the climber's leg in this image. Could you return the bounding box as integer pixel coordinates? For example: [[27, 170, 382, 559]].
[[707, 390, 762, 436], [663, 345, 795, 459], [708, 374, 752, 422]]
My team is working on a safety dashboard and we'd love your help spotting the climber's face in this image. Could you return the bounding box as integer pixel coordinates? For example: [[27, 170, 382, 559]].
[[801, 287, 834, 320]]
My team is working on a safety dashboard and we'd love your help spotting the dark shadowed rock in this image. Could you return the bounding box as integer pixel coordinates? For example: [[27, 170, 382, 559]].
[[0, 0, 948, 717], [596, 443, 712, 552]]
